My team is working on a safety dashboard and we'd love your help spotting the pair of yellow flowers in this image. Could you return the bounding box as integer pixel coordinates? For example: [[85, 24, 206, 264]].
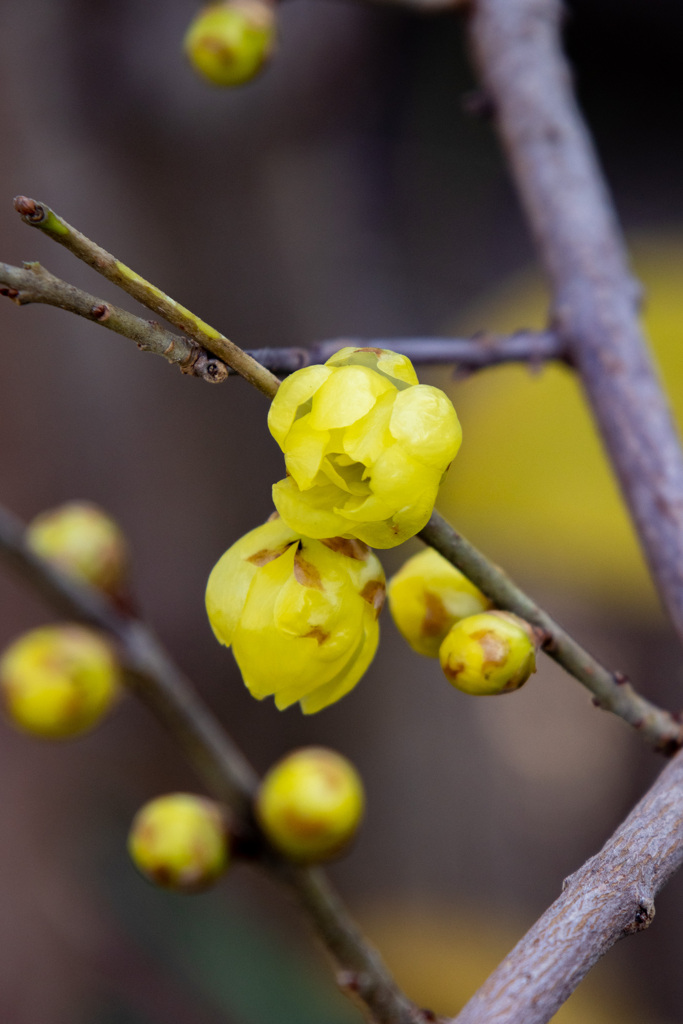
[[205, 347, 463, 713]]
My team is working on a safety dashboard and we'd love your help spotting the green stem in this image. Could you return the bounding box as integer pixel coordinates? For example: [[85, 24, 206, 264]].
[[13, 196, 280, 399]]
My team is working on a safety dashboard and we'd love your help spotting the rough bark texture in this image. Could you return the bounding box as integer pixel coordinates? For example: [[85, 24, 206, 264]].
[[451, 747, 683, 1024]]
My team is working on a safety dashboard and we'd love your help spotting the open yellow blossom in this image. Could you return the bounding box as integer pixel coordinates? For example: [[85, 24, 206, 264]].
[[388, 547, 491, 657], [205, 517, 385, 713], [268, 348, 462, 548]]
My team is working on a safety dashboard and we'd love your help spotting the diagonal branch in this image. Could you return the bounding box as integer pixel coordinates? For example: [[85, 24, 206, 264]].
[[421, 511, 683, 753], [1, 258, 564, 380], [0, 260, 230, 383], [449, 744, 683, 1024], [469, 0, 683, 649], [12, 196, 281, 399], [0, 501, 427, 1024]]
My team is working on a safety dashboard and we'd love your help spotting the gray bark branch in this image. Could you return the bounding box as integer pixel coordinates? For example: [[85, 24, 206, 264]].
[[470, 0, 683, 647]]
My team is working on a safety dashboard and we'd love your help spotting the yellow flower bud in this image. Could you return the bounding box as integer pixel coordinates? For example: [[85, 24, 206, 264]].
[[206, 517, 385, 713], [387, 548, 491, 657], [268, 348, 462, 549], [184, 0, 276, 87], [256, 747, 364, 862], [439, 611, 537, 695], [128, 794, 229, 891], [26, 501, 129, 596], [0, 625, 121, 739]]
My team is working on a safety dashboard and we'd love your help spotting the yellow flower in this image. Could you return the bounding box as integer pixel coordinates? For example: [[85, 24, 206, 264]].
[[256, 747, 364, 862], [439, 611, 537, 695], [0, 624, 121, 739], [387, 547, 491, 657], [205, 517, 385, 713], [268, 348, 462, 548]]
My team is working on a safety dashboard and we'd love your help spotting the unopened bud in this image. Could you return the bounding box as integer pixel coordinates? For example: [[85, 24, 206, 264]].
[[184, 0, 276, 87], [387, 547, 491, 657], [0, 624, 121, 738], [27, 502, 128, 597], [256, 747, 364, 862], [128, 794, 230, 891], [439, 611, 537, 695]]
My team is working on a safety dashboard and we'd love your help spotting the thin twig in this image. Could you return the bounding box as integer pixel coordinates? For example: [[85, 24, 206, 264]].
[[469, 0, 683, 648], [1, 258, 564, 381], [235, 332, 566, 376], [0, 501, 427, 1024], [13, 196, 280, 399], [421, 511, 683, 753], [0, 260, 230, 383], [450, 745, 683, 1024]]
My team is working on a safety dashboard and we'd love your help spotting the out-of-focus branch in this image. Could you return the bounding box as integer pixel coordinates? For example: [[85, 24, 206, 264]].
[[0, 502, 427, 1024], [13, 196, 280, 399], [450, 745, 683, 1024], [0, 260, 230, 383], [235, 331, 566, 376], [421, 512, 683, 753], [469, 0, 683, 649]]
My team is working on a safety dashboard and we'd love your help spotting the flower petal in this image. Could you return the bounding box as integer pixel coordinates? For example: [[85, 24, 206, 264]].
[[310, 366, 394, 430], [267, 365, 332, 447], [273, 476, 350, 539], [389, 385, 462, 468]]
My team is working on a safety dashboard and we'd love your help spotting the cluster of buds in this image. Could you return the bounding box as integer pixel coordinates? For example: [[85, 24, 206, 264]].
[[388, 548, 538, 696], [0, 503, 129, 740], [127, 745, 364, 892]]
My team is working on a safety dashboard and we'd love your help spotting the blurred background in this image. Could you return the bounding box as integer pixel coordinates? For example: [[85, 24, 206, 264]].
[[2, 0, 683, 1021]]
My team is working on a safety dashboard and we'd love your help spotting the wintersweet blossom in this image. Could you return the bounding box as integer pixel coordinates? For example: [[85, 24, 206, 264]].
[[205, 517, 385, 713], [268, 347, 462, 548]]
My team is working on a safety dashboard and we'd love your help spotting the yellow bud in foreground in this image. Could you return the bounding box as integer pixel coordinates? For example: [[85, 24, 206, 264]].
[[184, 0, 276, 87], [387, 547, 491, 657], [206, 517, 385, 714], [128, 794, 229, 892], [439, 611, 537, 695], [27, 501, 128, 596], [256, 748, 364, 862], [0, 625, 121, 739]]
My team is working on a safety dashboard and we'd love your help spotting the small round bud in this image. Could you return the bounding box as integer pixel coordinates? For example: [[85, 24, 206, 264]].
[[387, 548, 491, 657], [128, 794, 230, 892], [184, 0, 276, 87], [27, 502, 128, 596], [256, 748, 364, 862], [439, 611, 537, 695], [0, 625, 121, 739]]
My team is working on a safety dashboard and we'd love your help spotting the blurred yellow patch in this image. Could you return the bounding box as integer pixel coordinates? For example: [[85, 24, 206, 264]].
[[358, 902, 644, 1024], [439, 235, 683, 616]]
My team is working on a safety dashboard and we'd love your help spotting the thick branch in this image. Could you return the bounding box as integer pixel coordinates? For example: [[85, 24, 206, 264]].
[[0, 502, 426, 1024], [0, 260, 229, 383], [421, 512, 683, 753], [13, 196, 280, 399], [450, 745, 683, 1024], [469, 0, 683, 647]]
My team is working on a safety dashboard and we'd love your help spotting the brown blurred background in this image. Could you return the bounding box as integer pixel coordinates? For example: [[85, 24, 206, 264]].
[[2, 1, 683, 1022]]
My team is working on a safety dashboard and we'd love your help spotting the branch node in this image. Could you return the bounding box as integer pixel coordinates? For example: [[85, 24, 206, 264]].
[[91, 302, 111, 322], [623, 899, 655, 935]]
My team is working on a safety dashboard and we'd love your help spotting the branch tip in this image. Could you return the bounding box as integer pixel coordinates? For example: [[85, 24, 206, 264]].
[[13, 195, 42, 221]]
